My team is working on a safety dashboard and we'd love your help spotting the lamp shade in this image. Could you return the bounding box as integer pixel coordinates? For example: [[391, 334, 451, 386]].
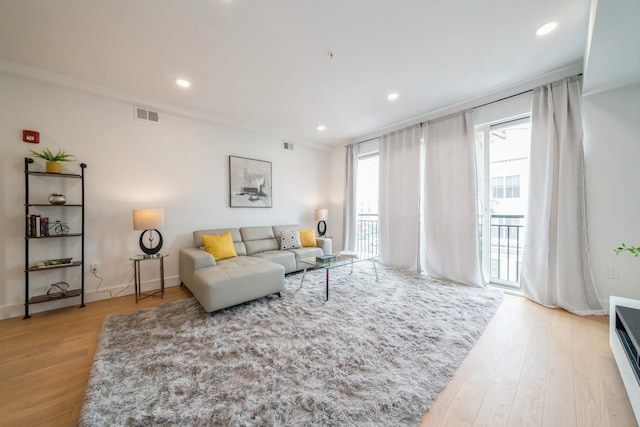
[[314, 208, 328, 221], [132, 209, 166, 230]]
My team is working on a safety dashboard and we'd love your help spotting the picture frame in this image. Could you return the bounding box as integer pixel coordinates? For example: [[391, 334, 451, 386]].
[[229, 156, 272, 208]]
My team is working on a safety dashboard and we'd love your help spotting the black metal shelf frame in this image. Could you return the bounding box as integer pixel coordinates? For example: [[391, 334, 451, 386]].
[[26, 233, 83, 239], [24, 157, 87, 319]]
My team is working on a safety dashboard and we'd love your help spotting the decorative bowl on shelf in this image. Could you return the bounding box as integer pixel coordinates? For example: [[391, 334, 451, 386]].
[[48, 193, 67, 205]]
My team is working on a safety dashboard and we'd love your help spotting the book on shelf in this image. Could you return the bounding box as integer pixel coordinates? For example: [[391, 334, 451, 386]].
[[27, 215, 50, 237], [28, 214, 40, 237], [40, 216, 49, 236]]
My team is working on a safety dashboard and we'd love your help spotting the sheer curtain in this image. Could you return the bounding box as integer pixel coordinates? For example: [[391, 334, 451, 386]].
[[520, 76, 604, 315], [422, 110, 484, 286], [379, 124, 422, 270], [342, 143, 359, 252]]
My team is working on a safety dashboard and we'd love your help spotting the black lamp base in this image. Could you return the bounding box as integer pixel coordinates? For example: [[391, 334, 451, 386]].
[[317, 220, 327, 237], [139, 229, 163, 256]]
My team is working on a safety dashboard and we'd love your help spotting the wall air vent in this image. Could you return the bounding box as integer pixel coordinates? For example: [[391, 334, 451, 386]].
[[283, 141, 294, 151], [135, 106, 160, 124]]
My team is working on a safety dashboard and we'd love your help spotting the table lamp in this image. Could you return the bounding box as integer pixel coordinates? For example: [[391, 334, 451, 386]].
[[132, 209, 166, 258], [314, 208, 328, 237]]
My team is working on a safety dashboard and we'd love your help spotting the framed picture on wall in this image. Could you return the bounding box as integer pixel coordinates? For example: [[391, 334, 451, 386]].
[[229, 156, 272, 208]]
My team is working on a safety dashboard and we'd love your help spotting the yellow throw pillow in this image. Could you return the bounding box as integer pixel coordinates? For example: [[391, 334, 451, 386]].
[[202, 231, 237, 260], [299, 228, 317, 247]]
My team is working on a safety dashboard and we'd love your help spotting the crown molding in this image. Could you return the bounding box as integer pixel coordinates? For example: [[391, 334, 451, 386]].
[[351, 62, 584, 144], [0, 57, 330, 152]]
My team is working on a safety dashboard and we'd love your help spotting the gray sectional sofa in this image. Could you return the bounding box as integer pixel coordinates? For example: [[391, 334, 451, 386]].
[[179, 225, 332, 314]]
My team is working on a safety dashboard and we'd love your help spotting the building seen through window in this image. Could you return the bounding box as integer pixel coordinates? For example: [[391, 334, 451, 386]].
[[476, 117, 531, 287]]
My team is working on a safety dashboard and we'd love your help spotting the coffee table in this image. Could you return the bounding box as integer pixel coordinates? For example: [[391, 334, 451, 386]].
[[298, 252, 379, 301]]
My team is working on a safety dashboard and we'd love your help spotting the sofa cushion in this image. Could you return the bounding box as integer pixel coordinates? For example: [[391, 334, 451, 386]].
[[316, 237, 332, 256], [251, 250, 297, 274], [240, 226, 274, 241], [190, 257, 284, 313], [202, 232, 237, 261], [244, 239, 280, 255], [272, 225, 301, 248], [193, 228, 247, 256], [287, 247, 325, 271], [287, 247, 324, 259], [241, 226, 280, 255], [299, 228, 317, 247], [280, 228, 302, 249]]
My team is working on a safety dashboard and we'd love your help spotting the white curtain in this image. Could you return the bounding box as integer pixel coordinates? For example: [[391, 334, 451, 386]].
[[422, 110, 484, 287], [520, 76, 604, 315], [379, 124, 422, 270], [342, 143, 359, 252]]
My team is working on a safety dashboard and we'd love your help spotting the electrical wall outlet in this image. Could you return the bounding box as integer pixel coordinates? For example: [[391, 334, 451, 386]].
[[608, 266, 620, 280], [90, 263, 100, 273]]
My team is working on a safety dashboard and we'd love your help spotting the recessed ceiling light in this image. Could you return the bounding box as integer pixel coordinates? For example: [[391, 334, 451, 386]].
[[317, 125, 326, 131], [176, 79, 191, 88], [387, 92, 399, 101], [536, 21, 557, 36]]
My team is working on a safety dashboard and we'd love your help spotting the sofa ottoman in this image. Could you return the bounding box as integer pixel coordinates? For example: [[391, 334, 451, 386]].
[[189, 256, 284, 314]]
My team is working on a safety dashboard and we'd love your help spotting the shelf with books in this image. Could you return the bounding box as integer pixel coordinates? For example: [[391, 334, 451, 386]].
[[24, 157, 87, 319], [26, 215, 75, 238]]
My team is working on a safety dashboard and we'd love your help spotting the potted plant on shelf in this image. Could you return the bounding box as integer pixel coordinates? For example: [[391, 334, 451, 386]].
[[29, 148, 76, 173]]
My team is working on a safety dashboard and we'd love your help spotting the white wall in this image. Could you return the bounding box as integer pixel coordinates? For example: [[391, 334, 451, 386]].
[[0, 72, 330, 319], [583, 82, 640, 303]]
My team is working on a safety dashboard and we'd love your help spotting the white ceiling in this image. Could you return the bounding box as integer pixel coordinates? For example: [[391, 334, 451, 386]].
[[0, 0, 590, 145], [583, 0, 640, 95]]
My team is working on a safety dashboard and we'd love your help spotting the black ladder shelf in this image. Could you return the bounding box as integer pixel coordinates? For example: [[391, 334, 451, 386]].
[[24, 157, 87, 319]]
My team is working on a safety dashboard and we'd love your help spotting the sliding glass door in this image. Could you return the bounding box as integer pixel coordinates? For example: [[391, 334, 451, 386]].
[[476, 117, 530, 287], [356, 153, 379, 258]]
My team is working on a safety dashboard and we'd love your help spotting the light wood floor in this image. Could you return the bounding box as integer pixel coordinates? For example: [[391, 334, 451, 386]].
[[421, 293, 637, 427], [0, 288, 636, 427], [0, 286, 191, 427]]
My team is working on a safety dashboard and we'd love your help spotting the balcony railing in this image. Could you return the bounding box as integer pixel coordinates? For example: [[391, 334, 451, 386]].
[[356, 213, 379, 258], [487, 214, 525, 286], [356, 213, 524, 287]]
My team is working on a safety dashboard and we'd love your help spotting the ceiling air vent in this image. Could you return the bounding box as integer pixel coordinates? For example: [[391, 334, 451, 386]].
[[135, 106, 160, 124], [283, 141, 294, 151]]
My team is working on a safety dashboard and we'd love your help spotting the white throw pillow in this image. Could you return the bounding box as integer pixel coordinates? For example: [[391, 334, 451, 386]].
[[280, 228, 302, 249]]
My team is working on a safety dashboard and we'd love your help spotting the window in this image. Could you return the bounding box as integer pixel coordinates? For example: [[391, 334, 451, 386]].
[[357, 154, 379, 215], [476, 117, 531, 288], [356, 153, 379, 258], [491, 177, 504, 199], [490, 175, 521, 199], [505, 175, 520, 198]]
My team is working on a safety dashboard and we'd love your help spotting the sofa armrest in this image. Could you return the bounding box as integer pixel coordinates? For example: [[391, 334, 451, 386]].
[[316, 237, 332, 255], [179, 247, 216, 287]]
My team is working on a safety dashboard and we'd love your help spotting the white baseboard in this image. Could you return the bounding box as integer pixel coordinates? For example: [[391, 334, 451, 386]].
[[0, 275, 181, 321]]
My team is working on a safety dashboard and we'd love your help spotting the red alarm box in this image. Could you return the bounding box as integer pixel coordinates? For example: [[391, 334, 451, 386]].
[[23, 130, 40, 143]]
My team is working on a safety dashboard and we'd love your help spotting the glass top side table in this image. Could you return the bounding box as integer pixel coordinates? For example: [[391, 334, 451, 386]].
[[129, 253, 168, 302]]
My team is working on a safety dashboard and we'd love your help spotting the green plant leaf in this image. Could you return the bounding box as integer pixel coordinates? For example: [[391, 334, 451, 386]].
[[29, 147, 76, 162], [615, 243, 640, 258]]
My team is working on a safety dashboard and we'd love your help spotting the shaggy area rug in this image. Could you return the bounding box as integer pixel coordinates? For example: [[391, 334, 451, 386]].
[[80, 263, 502, 426]]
